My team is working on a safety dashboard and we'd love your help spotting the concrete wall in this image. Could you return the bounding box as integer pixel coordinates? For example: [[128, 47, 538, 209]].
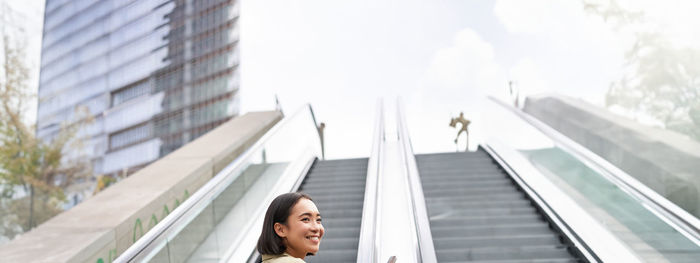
[[523, 95, 700, 218], [0, 111, 283, 263]]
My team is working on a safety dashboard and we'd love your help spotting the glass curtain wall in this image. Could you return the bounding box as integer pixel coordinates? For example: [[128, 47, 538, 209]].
[[37, 0, 240, 196]]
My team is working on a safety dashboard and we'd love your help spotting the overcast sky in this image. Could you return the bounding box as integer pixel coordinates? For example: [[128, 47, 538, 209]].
[[241, 0, 680, 158], [13, 0, 699, 159]]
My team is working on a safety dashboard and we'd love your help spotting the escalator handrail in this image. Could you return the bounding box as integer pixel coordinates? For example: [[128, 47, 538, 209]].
[[489, 96, 700, 244], [116, 105, 321, 263], [357, 100, 384, 263], [396, 99, 438, 263]]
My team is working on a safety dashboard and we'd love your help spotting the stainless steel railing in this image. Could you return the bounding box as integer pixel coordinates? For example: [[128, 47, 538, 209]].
[[396, 99, 438, 263], [357, 100, 384, 263]]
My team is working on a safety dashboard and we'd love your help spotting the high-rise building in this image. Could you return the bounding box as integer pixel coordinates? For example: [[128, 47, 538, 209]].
[[36, 0, 240, 180]]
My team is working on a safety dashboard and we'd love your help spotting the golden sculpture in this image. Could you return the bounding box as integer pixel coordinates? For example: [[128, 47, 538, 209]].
[[450, 112, 471, 151]]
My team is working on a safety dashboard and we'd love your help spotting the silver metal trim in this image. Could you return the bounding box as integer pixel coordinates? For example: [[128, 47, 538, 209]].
[[116, 105, 320, 263], [489, 97, 700, 244], [308, 104, 325, 160], [396, 99, 438, 263], [357, 99, 384, 263]]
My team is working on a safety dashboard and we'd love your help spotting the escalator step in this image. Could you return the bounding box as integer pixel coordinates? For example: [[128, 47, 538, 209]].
[[436, 246, 572, 262], [306, 248, 357, 263], [296, 158, 368, 263], [416, 151, 578, 262], [432, 235, 564, 249], [429, 214, 543, 227], [430, 224, 555, 237]]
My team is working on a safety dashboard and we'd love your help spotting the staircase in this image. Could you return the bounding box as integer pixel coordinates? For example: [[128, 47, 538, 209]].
[[298, 158, 368, 263], [417, 149, 580, 262]]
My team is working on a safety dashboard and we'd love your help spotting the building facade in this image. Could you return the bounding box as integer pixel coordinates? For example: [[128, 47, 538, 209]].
[[37, 0, 240, 180]]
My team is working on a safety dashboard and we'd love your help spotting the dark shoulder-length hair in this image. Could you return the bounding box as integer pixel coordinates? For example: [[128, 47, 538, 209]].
[[257, 192, 312, 255]]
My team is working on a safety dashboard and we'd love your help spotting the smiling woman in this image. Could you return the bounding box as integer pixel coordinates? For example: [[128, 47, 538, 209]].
[[257, 192, 324, 263]]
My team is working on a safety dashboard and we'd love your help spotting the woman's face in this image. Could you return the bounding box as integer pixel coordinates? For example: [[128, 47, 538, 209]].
[[275, 198, 324, 259]]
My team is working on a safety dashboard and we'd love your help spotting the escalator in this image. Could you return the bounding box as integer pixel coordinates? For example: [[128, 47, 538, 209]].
[[297, 158, 368, 263], [117, 101, 698, 263], [417, 150, 581, 262]]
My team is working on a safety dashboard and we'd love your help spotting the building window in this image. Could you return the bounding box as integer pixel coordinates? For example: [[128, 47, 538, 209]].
[[111, 80, 151, 106], [109, 123, 152, 150]]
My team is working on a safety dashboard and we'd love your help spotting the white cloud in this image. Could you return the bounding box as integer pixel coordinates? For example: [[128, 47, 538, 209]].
[[424, 28, 506, 109], [493, 0, 556, 34], [509, 58, 549, 98], [494, 0, 613, 42], [615, 0, 700, 48], [410, 28, 509, 153], [492, 0, 629, 105]]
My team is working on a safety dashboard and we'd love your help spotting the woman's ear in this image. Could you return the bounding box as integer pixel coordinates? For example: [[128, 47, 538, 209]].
[[274, 222, 287, 238]]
